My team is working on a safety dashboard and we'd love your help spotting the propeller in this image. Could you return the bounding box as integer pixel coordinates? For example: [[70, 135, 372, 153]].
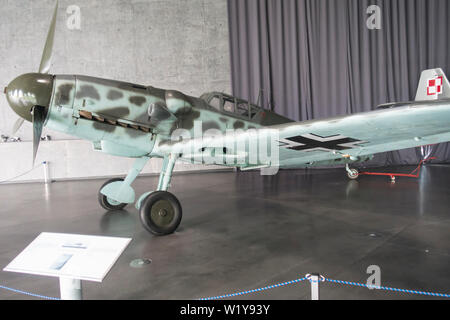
[[39, 0, 59, 74], [6, 1, 58, 165], [10, 1, 58, 137], [32, 106, 47, 165], [12, 118, 24, 135], [32, 1, 58, 164]]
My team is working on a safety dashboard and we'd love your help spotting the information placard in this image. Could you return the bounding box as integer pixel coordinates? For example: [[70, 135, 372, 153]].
[[4, 233, 131, 282]]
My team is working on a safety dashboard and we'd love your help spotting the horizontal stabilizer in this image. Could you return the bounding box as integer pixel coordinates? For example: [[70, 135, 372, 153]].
[[415, 68, 450, 101]]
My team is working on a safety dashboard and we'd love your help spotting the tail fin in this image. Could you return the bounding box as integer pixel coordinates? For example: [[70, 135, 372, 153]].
[[415, 68, 450, 101]]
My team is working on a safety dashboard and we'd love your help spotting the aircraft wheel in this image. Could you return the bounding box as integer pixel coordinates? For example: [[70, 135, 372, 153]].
[[139, 191, 182, 236], [347, 168, 359, 180], [98, 178, 128, 211]]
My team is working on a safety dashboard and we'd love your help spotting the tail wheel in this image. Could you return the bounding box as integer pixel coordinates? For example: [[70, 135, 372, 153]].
[[98, 178, 128, 211], [139, 191, 182, 236], [347, 168, 359, 180]]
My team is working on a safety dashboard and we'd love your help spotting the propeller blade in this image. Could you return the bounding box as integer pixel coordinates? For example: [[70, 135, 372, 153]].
[[38, 0, 59, 74], [32, 106, 46, 165], [12, 118, 25, 135]]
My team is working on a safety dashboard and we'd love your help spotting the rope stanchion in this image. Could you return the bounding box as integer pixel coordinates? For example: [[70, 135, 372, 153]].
[[0, 285, 60, 300], [305, 274, 325, 300]]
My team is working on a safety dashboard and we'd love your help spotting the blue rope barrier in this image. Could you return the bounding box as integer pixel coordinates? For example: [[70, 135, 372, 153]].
[[0, 162, 44, 184], [0, 285, 60, 300], [324, 278, 450, 298], [199, 274, 450, 300], [198, 277, 308, 300], [2, 275, 449, 300]]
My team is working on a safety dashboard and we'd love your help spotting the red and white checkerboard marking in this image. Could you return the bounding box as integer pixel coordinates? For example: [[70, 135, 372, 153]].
[[427, 76, 443, 97]]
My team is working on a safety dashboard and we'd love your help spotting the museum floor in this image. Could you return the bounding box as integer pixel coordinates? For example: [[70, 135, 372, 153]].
[[1, 165, 449, 300]]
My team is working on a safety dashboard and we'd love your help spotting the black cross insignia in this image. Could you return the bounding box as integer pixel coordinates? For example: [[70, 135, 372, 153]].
[[279, 134, 367, 152]]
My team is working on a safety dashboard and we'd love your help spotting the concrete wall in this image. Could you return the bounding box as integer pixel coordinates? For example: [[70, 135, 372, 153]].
[[0, 0, 231, 181], [0, 140, 227, 183]]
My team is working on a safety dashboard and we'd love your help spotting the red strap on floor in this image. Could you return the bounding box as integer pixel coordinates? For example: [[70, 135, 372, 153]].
[[359, 157, 436, 179]]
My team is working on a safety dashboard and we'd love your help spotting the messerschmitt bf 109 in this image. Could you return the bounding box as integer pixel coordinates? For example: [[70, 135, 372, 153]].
[[4, 2, 450, 235]]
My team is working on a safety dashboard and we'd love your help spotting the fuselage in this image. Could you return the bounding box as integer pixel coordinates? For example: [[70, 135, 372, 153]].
[[43, 74, 291, 159], [9, 73, 450, 170]]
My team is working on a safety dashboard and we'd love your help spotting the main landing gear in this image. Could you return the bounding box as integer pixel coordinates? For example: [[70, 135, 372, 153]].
[[98, 154, 182, 236], [139, 191, 182, 236]]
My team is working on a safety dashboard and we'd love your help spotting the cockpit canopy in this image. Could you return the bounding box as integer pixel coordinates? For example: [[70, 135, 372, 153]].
[[200, 92, 262, 120]]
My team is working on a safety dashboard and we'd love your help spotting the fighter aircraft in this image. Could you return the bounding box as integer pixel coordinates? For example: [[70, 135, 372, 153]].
[[4, 2, 450, 235]]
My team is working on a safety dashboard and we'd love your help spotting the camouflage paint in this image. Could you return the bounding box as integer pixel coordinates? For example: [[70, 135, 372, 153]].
[[45, 75, 156, 157], [76, 85, 100, 100], [129, 96, 147, 106], [55, 83, 74, 105], [107, 90, 124, 100]]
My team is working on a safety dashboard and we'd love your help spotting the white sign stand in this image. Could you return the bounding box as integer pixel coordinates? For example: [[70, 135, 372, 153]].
[[3, 233, 132, 300], [60, 277, 82, 300]]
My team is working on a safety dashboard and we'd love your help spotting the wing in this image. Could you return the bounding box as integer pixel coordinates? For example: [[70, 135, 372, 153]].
[[154, 99, 450, 169], [273, 99, 450, 168]]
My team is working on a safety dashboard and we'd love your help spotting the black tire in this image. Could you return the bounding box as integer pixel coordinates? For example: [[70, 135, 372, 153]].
[[139, 191, 182, 236], [98, 178, 128, 211]]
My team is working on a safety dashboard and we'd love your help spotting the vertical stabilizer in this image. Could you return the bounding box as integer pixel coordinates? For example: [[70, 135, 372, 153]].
[[415, 68, 450, 101]]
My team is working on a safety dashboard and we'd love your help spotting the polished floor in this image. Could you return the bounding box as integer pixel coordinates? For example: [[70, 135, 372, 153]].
[[0, 165, 449, 300]]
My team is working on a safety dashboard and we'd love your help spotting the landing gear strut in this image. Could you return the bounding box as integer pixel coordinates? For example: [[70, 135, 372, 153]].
[[98, 154, 182, 236]]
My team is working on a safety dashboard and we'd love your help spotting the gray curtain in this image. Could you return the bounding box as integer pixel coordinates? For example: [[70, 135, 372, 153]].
[[228, 0, 450, 166]]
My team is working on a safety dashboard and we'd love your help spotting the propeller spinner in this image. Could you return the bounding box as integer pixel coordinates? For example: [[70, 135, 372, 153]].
[[3, 1, 58, 165]]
